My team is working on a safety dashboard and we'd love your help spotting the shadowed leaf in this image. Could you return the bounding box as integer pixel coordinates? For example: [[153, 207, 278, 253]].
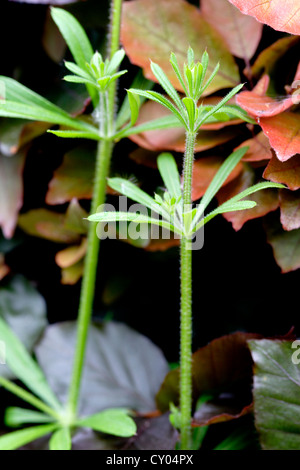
[[263, 152, 300, 190], [201, 0, 262, 60], [249, 339, 300, 449]]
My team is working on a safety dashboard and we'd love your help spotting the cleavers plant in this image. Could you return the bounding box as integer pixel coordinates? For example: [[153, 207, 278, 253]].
[[0, 0, 284, 451], [88, 47, 284, 449]]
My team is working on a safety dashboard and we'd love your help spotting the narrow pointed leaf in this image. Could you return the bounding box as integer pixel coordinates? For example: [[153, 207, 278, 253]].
[[5, 408, 55, 427], [77, 409, 137, 437], [106, 178, 163, 215], [50, 7, 97, 105], [0, 424, 57, 451], [128, 89, 186, 127], [0, 101, 96, 132], [106, 49, 126, 75], [116, 71, 153, 129], [0, 317, 61, 410], [64, 61, 93, 81], [196, 83, 244, 129], [87, 211, 180, 235], [170, 53, 188, 95], [219, 181, 285, 207], [200, 62, 220, 96], [198, 147, 248, 213], [127, 90, 140, 126], [48, 130, 101, 140], [150, 61, 183, 111], [195, 200, 257, 230], [49, 428, 72, 451], [157, 152, 182, 199], [182, 97, 196, 130], [0, 76, 72, 117], [63, 76, 97, 87]]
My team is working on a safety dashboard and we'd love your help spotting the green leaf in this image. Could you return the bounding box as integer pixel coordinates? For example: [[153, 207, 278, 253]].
[[127, 90, 140, 126], [64, 75, 97, 88], [182, 97, 196, 130], [0, 317, 61, 410], [128, 89, 186, 127], [106, 178, 163, 215], [48, 129, 101, 140], [199, 200, 257, 229], [0, 101, 97, 133], [78, 409, 137, 437], [50, 7, 97, 105], [106, 49, 126, 75], [169, 52, 188, 96], [64, 61, 93, 81], [248, 339, 300, 450], [49, 428, 72, 451], [0, 275, 47, 380], [5, 407, 55, 428], [87, 211, 180, 235], [219, 181, 285, 207], [116, 71, 153, 129], [157, 152, 182, 199], [0, 424, 57, 450], [150, 61, 183, 112], [195, 147, 248, 221], [0, 76, 72, 117], [218, 105, 256, 124], [200, 62, 220, 96], [196, 83, 245, 130]]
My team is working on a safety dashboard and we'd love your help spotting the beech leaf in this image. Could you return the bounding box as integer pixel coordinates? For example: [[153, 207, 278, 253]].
[[121, 0, 239, 95], [228, 0, 300, 35]]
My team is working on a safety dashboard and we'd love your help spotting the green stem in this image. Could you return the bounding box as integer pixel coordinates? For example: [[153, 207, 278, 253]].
[[0, 376, 60, 421], [67, 138, 113, 418], [180, 131, 196, 450], [67, 0, 122, 419]]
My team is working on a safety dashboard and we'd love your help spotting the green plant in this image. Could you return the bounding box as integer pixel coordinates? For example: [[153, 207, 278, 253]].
[[88, 48, 283, 449]]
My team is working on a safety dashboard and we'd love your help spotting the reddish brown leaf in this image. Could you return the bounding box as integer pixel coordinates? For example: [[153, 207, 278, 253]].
[[236, 90, 297, 118], [156, 332, 261, 412], [259, 113, 300, 162], [121, 0, 239, 95], [263, 152, 300, 190], [235, 132, 272, 162], [46, 147, 95, 205], [264, 217, 300, 273], [279, 189, 300, 231], [250, 36, 300, 79], [192, 401, 252, 427], [228, 0, 300, 35], [55, 237, 87, 268], [18, 208, 81, 244], [0, 149, 26, 239], [217, 165, 279, 230], [201, 0, 262, 60], [191, 156, 243, 201], [61, 260, 84, 285]]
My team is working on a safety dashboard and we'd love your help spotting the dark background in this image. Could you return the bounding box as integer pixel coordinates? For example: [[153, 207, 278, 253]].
[[1, 0, 299, 365]]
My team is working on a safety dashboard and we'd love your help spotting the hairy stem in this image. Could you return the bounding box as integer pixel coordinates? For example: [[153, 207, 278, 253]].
[[180, 131, 196, 450], [67, 0, 122, 419]]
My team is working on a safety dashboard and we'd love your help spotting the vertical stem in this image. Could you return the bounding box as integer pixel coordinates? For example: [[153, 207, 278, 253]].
[[180, 131, 196, 450], [67, 0, 122, 419]]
